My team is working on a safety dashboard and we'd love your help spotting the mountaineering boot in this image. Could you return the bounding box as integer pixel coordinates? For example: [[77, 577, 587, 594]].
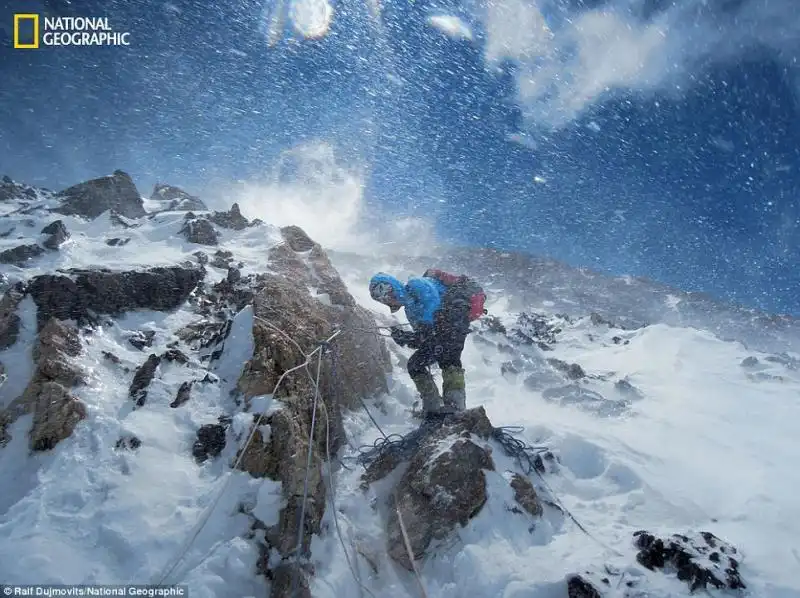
[[411, 371, 442, 416], [441, 366, 466, 412]]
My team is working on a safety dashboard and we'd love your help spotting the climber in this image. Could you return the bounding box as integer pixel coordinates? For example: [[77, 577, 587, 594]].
[[368, 269, 486, 419]]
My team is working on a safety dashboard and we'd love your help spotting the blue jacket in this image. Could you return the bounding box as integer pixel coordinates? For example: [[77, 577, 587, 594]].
[[369, 273, 447, 330]]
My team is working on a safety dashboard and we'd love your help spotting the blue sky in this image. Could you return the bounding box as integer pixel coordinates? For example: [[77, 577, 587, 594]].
[[1, 0, 798, 315]]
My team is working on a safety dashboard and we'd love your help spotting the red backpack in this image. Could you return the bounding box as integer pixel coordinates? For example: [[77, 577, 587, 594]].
[[423, 268, 487, 321]]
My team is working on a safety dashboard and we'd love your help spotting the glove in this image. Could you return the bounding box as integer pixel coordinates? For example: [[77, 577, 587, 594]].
[[390, 326, 415, 347], [409, 323, 434, 350]]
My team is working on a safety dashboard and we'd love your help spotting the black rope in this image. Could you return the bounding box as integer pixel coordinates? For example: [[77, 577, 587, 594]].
[[350, 398, 625, 558], [490, 427, 623, 556], [351, 417, 552, 478], [352, 417, 448, 468], [490, 426, 552, 476]]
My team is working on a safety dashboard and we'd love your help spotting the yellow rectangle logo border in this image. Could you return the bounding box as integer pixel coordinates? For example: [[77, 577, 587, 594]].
[[14, 14, 40, 49]]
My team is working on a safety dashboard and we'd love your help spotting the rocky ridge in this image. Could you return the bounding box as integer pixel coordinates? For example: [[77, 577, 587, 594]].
[[0, 171, 389, 597]]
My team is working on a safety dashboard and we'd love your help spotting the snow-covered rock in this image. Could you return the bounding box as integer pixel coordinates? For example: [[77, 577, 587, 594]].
[[1, 318, 86, 451], [53, 170, 146, 220], [209, 202, 255, 230], [362, 407, 500, 570], [41, 219, 70, 250], [568, 530, 745, 597], [230, 230, 391, 592], [150, 183, 208, 212], [180, 216, 219, 246]]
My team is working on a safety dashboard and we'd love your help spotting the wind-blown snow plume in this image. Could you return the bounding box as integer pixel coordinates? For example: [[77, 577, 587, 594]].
[[216, 141, 439, 255], [482, 0, 800, 127]]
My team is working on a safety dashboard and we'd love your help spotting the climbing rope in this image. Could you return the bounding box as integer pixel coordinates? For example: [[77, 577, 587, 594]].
[[319, 341, 376, 598], [490, 426, 551, 476], [253, 316, 374, 598], [353, 421, 443, 468], [489, 425, 625, 558], [151, 309, 616, 593], [290, 346, 325, 598]]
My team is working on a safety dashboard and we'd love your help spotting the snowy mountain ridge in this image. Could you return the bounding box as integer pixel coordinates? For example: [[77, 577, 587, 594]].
[[0, 170, 798, 598]]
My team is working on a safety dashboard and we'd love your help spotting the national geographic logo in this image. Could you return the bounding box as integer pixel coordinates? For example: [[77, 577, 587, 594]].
[[13, 14, 131, 48]]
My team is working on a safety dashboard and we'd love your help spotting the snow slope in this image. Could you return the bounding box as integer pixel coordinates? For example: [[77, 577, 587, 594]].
[[0, 185, 799, 598], [314, 258, 800, 598]]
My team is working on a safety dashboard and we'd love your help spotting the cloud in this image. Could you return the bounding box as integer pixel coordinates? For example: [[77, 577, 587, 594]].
[[481, 0, 800, 127]]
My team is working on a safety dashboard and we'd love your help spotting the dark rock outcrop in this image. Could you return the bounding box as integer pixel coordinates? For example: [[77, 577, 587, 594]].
[[129, 330, 155, 350], [279, 225, 316, 252], [128, 354, 161, 407], [193, 421, 228, 463], [567, 575, 604, 598], [634, 530, 745, 592], [176, 319, 231, 351], [509, 473, 543, 517], [150, 183, 207, 211], [115, 434, 142, 451], [568, 530, 746, 597], [308, 246, 355, 307], [270, 563, 311, 598], [170, 381, 192, 408], [512, 312, 563, 350], [181, 217, 219, 246], [41, 220, 70, 250], [230, 232, 390, 595], [54, 170, 146, 220], [102, 351, 122, 365], [270, 225, 355, 306], [0, 319, 87, 451], [614, 378, 643, 399], [0, 244, 44, 266], [27, 265, 204, 330], [163, 347, 189, 364], [267, 244, 312, 287], [227, 267, 241, 284], [209, 203, 250, 230], [210, 249, 234, 269], [0, 283, 26, 350], [0, 176, 39, 202], [547, 358, 586, 380]]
